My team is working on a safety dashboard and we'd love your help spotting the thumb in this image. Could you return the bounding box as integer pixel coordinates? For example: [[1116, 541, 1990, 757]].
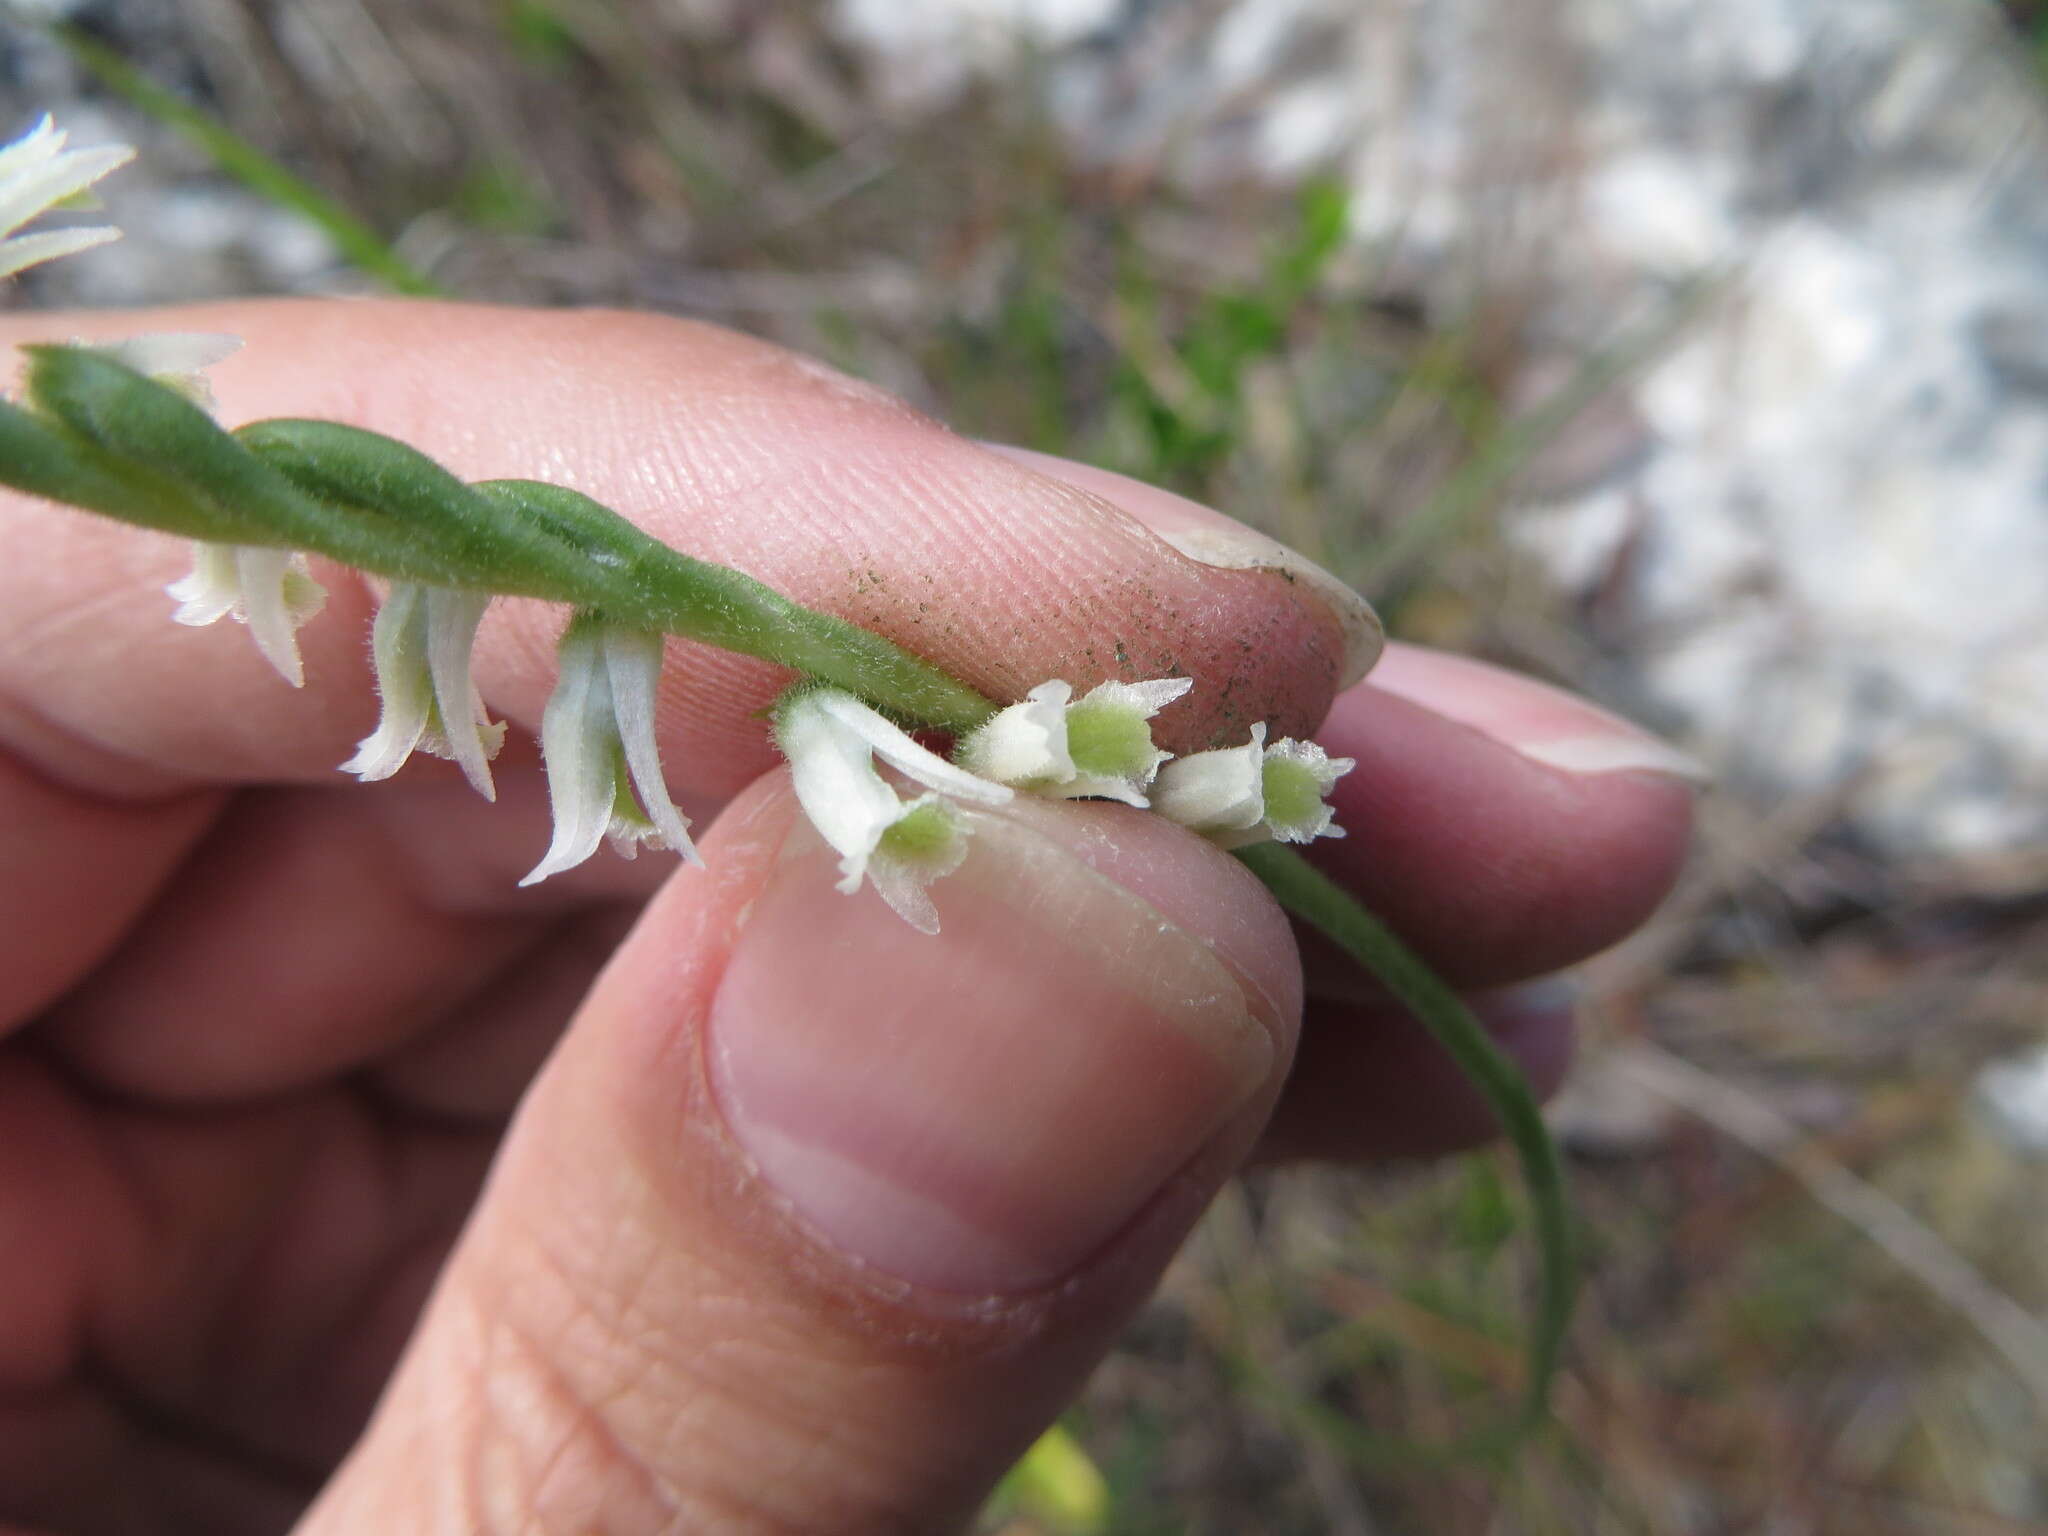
[[297, 773, 1300, 1535]]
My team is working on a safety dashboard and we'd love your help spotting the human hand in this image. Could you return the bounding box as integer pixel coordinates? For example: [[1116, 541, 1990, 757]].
[[0, 303, 1696, 1534]]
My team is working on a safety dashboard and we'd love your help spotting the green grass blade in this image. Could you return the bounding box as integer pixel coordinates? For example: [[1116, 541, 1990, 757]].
[[1363, 270, 1731, 602], [1235, 842, 1575, 1458], [50, 24, 440, 297]]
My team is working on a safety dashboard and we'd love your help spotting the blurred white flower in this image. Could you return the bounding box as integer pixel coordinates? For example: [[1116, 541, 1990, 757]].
[[342, 583, 504, 798], [0, 114, 134, 280], [88, 331, 242, 409], [776, 687, 1012, 933], [959, 675, 1191, 806], [522, 619, 699, 886]]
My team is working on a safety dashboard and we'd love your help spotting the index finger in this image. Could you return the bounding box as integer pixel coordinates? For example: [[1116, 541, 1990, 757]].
[[0, 299, 1365, 800]]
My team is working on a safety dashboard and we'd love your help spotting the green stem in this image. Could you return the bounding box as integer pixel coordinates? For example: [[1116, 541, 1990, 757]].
[[1234, 842, 1575, 1453], [475, 481, 998, 733]]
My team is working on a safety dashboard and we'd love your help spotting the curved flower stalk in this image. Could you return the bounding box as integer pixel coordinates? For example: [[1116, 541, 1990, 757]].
[[522, 616, 699, 886], [958, 676, 1192, 806], [0, 114, 134, 280], [1152, 726, 1355, 848], [342, 583, 504, 797], [775, 687, 1013, 934]]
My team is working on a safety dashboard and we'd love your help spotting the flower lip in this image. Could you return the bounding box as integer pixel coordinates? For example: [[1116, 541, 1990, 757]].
[[1258, 736, 1355, 843]]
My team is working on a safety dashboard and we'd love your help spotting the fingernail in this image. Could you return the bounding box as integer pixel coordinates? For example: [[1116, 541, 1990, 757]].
[[1154, 526, 1386, 690], [708, 809, 1276, 1295], [1369, 647, 1711, 784]]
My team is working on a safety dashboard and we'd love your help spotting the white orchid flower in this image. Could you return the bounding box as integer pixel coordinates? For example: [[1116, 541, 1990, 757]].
[[342, 583, 505, 798], [1153, 727, 1355, 848], [118, 332, 332, 689], [775, 687, 1013, 934], [521, 618, 699, 886], [1150, 723, 1270, 842], [959, 676, 1192, 806], [167, 543, 328, 687], [0, 114, 135, 280]]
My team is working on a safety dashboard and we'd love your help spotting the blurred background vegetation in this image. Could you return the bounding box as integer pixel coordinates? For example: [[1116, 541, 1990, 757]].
[[5, 1, 2047, 1531]]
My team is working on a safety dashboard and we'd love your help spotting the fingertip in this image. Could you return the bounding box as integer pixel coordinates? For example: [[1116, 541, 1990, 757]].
[[1309, 653, 1696, 990]]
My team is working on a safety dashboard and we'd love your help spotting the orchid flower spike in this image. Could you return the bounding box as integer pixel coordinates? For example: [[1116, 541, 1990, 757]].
[[0, 114, 135, 280], [522, 616, 699, 886], [774, 686, 1013, 934], [342, 583, 505, 798], [958, 676, 1192, 806], [1152, 725, 1355, 848]]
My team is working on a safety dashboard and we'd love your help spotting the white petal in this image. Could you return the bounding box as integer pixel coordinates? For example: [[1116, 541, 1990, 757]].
[[868, 797, 975, 936], [813, 690, 1012, 807], [0, 117, 59, 186], [1054, 772, 1154, 808], [91, 331, 242, 408], [166, 542, 241, 626], [341, 583, 432, 781], [0, 224, 118, 280], [865, 859, 942, 935], [520, 622, 622, 886], [422, 588, 502, 801], [1152, 723, 1269, 833], [776, 692, 907, 893], [959, 680, 1075, 786], [1077, 676, 1194, 719], [0, 139, 133, 242], [602, 626, 699, 864], [233, 546, 326, 687]]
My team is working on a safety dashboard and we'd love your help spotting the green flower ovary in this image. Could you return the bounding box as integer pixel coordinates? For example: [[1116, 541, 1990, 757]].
[[1062, 697, 1158, 780], [877, 799, 959, 867]]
